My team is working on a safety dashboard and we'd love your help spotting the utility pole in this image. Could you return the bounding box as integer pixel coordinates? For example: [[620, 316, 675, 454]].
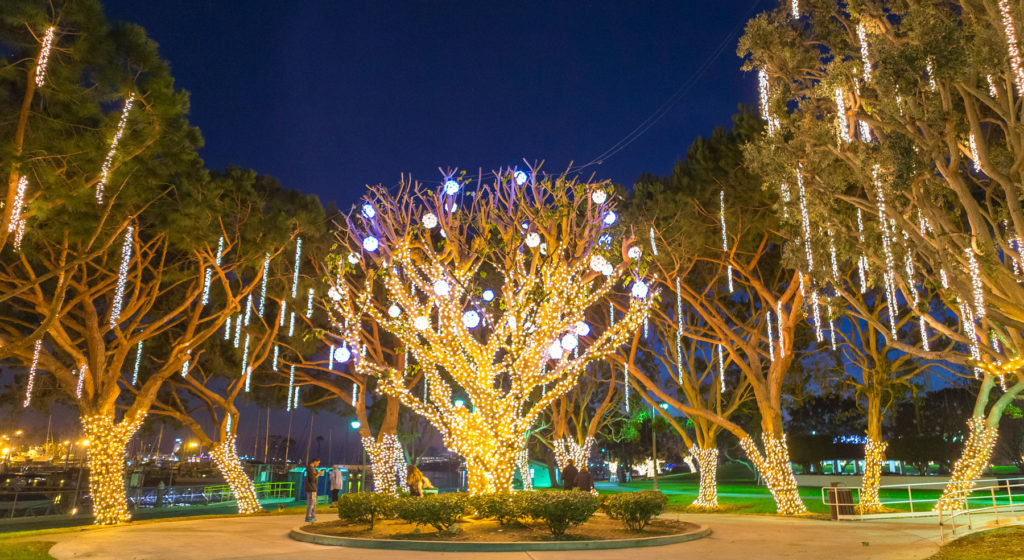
[[264, 408, 271, 463]]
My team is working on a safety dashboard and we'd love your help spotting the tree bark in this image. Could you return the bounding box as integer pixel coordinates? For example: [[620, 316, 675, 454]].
[[363, 435, 399, 496], [209, 438, 261, 514], [740, 431, 806, 515], [81, 413, 144, 524], [691, 445, 719, 508], [859, 390, 886, 512]]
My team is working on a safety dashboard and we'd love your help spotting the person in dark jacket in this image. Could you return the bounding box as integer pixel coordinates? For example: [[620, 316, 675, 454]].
[[561, 459, 578, 490], [576, 467, 594, 493], [304, 458, 321, 523]]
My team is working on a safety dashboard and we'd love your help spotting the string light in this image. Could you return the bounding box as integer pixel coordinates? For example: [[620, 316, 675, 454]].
[[872, 167, 899, 336], [279, 300, 287, 327], [676, 278, 684, 382], [23, 340, 42, 407], [965, 246, 986, 318], [690, 446, 719, 508], [835, 88, 851, 143], [940, 268, 949, 289], [717, 344, 725, 393], [293, 386, 300, 409], [828, 229, 839, 282], [224, 316, 232, 340], [209, 424, 262, 514], [857, 24, 872, 82], [234, 313, 242, 348], [8, 176, 28, 250], [987, 74, 999, 98], [243, 294, 253, 326], [181, 353, 190, 377], [969, 133, 981, 172], [926, 57, 937, 91], [856, 209, 868, 293], [287, 365, 295, 411], [553, 436, 594, 472], [81, 414, 144, 524], [758, 69, 778, 136], [828, 310, 837, 351], [95, 93, 135, 204], [624, 363, 630, 412], [132, 340, 143, 385], [791, 0, 799, 19], [75, 367, 85, 399], [777, 301, 786, 358], [258, 254, 270, 316], [34, 26, 55, 87], [778, 183, 791, 218], [858, 120, 871, 143], [291, 238, 302, 298], [288, 312, 296, 337], [363, 434, 401, 495], [240, 334, 250, 390], [797, 167, 814, 272], [860, 438, 887, 512], [200, 268, 213, 305], [935, 416, 999, 512], [958, 301, 982, 378], [767, 311, 775, 362], [649, 227, 659, 256], [108, 226, 134, 329], [811, 291, 823, 343], [721, 190, 733, 292], [999, 0, 1024, 94], [305, 288, 315, 318], [739, 434, 806, 514]]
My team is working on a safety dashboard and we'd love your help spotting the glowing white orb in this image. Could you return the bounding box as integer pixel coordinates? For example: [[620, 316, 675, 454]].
[[333, 346, 352, 363], [361, 203, 376, 219], [575, 321, 591, 336], [328, 287, 343, 301], [540, 243, 548, 255], [601, 262, 614, 276], [388, 304, 401, 318], [627, 246, 642, 259], [631, 280, 649, 299], [363, 236, 379, 252], [482, 289, 495, 301], [592, 190, 608, 204], [414, 316, 430, 330], [444, 179, 460, 195], [423, 213, 438, 229], [560, 333, 579, 351], [433, 279, 450, 296], [548, 341, 564, 360], [514, 169, 528, 186], [604, 211, 617, 225], [347, 252, 359, 264], [525, 232, 541, 248], [590, 254, 608, 272], [462, 310, 480, 329]]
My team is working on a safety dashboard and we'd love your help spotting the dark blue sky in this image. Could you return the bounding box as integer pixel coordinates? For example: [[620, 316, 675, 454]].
[[102, 0, 768, 209]]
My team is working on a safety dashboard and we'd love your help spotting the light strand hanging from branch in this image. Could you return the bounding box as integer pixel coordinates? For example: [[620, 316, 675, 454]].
[[649, 227, 658, 256], [181, 352, 190, 377], [767, 310, 775, 362], [286, 365, 295, 411], [243, 294, 253, 327], [108, 226, 134, 328], [857, 209, 869, 293], [777, 301, 785, 358], [676, 277, 684, 382], [835, 88, 851, 143], [305, 288, 315, 318], [720, 190, 733, 292], [758, 68, 778, 136], [965, 246, 986, 318], [258, 253, 270, 316], [857, 24, 872, 82], [987, 75, 999, 98], [241, 334, 251, 391], [132, 340, 143, 385], [273, 344, 279, 370], [797, 167, 814, 272], [717, 344, 726, 393], [926, 57, 937, 92], [828, 307, 837, 351], [8, 176, 29, 250], [999, 0, 1024, 94], [810, 291, 823, 343], [34, 26, 55, 88], [95, 93, 135, 204], [969, 133, 981, 172], [958, 300, 982, 377], [233, 313, 242, 348], [828, 229, 839, 283], [76, 366, 86, 399], [23, 340, 42, 407], [791, 0, 799, 19], [872, 167, 899, 336], [291, 237, 302, 298]]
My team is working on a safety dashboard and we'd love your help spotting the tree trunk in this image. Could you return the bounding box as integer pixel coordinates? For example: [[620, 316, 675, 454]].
[[690, 445, 719, 508], [935, 416, 999, 512], [553, 436, 594, 471], [464, 448, 518, 495], [859, 390, 886, 512], [209, 438, 261, 514], [363, 434, 399, 496], [81, 413, 144, 525], [739, 432, 806, 514]]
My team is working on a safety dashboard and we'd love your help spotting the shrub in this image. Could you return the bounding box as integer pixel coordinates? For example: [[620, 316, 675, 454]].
[[395, 493, 469, 532], [521, 490, 599, 537], [602, 491, 667, 531], [336, 492, 396, 529], [472, 492, 525, 525]]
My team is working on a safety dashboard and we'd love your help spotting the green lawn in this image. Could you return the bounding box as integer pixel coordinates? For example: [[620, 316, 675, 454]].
[[929, 526, 1024, 560], [0, 541, 55, 560]]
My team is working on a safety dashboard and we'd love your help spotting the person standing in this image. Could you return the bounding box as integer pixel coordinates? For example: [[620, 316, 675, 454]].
[[329, 465, 344, 505], [304, 458, 321, 523], [576, 467, 594, 493], [561, 459, 578, 491]]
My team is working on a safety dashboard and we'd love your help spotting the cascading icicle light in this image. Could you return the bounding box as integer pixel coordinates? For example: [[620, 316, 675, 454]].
[[767, 311, 776, 362], [200, 268, 213, 305], [926, 57, 937, 92], [181, 353, 190, 377], [720, 190, 733, 292], [108, 226, 134, 328], [243, 294, 253, 327], [288, 311, 296, 337], [969, 133, 981, 172], [778, 183, 791, 218], [132, 340, 143, 385], [241, 334, 251, 391], [233, 313, 242, 348], [76, 366, 86, 399], [286, 365, 295, 411], [828, 310, 837, 351], [305, 288, 315, 318], [777, 301, 786, 358], [958, 300, 982, 377], [791, 0, 799, 19], [757, 68, 778, 136], [797, 168, 814, 272], [258, 254, 270, 316], [857, 24, 872, 82], [872, 167, 899, 336], [828, 229, 839, 282], [23, 340, 42, 408], [999, 0, 1024, 94], [273, 344, 279, 371], [857, 208, 869, 293], [95, 93, 135, 204], [293, 386, 300, 409], [988, 75, 999, 98], [676, 277, 684, 382], [649, 227, 658, 256], [717, 344, 725, 393], [34, 26, 55, 88], [811, 291, 823, 343], [965, 246, 986, 318], [9, 176, 29, 250], [291, 238, 303, 298], [224, 316, 232, 340], [279, 300, 287, 327], [835, 88, 851, 143]]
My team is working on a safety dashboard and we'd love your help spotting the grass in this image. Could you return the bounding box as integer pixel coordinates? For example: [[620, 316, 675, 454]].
[[929, 526, 1024, 560], [0, 541, 55, 560]]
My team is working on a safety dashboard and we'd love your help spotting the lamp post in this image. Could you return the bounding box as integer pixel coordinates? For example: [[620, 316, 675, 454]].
[[350, 421, 364, 492]]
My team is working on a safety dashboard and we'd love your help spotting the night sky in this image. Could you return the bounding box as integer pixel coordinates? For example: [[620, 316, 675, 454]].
[[101, 0, 769, 209]]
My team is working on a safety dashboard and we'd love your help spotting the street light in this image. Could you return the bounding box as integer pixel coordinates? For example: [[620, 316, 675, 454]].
[[350, 421, 364, 492]]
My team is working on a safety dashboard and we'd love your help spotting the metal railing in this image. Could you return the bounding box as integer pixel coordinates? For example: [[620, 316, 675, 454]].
[[200, 481, 294, 502], [937, 478, 1024, 540]]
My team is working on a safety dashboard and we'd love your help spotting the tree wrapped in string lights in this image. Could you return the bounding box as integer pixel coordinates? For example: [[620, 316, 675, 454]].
[[740, 0, 1024, 509], [330, 171, 655, 494]]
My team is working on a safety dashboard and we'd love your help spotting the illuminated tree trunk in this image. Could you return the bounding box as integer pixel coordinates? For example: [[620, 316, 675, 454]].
[[553, 436, 594, 471], [363, 435, 399, 496], [740, 432, 806, 515], [81, 413, 144, 525], [209, 437, 261, 514], [517, 446, 532, 490], [690, 445, 719, 508], [859, 395, 886, 512], [935, 416, 999, 512], [464, 445, 520, 495]]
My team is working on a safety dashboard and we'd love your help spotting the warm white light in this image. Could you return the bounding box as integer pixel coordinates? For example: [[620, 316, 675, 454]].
[[96, 93, 135, 204], [334, 346, 352, 364], [34, 26, 55, 88], [422, 213, 438, 229], [998, 1, 1024, 93], [970, 133, 981, 172], [926, 57, 937, 91], [23, 340, 42, 408], [791, 0, 799, 19], [109, 226, 134, 328], [132, 340, 143, 385], [797, 167, 814, 272], [363, 236, 379, 252], [525, 232, 541, 248], [965, 247, 986, 318], [462, 310, 481, 329], [857, 24, 872, 82], [835, 88, 851, 143], [388, 304, 401, 318], [592, 190, 607, 204], [329, 286, 343, 301], [720, 190, 733, 292], [433, 279, 450, 296], [414, 316, 430, 330]]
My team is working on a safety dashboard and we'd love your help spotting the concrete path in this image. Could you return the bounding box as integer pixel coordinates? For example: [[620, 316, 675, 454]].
[[47, 510, 949, 560]]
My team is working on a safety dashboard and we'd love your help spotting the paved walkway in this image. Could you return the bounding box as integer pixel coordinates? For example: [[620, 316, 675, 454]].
[[46, 510, 952, 560]]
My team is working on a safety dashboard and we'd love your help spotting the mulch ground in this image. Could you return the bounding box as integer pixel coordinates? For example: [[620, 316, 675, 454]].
[[304, 513, 698, 542]]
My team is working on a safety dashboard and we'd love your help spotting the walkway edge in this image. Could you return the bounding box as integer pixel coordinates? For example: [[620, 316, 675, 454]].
[[289, 524, 712, 552]]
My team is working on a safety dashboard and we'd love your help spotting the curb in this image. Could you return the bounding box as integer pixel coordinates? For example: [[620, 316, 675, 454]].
[[289, 523, 712, 552]]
